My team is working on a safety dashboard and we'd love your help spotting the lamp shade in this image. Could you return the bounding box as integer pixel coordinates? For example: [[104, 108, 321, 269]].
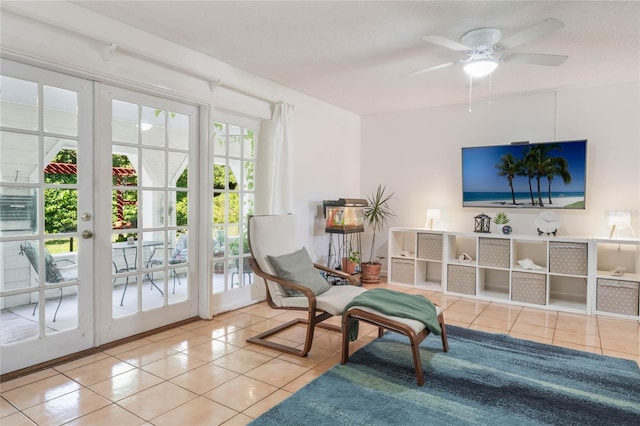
[[464, 60, 498, 78], [608, 211, 631, 228]]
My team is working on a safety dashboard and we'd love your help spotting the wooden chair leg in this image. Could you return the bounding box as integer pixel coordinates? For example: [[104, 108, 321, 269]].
[[341, 315, 351, 365], [410, 334, 425, 386], [341, 308, 448, 387], [439, 314, 449, 352]]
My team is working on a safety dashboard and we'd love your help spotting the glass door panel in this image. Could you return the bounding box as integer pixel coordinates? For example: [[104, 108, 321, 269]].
[[0, 60, 93, 374], [98, 85, 197, 343], [211, 119, 256, 295]]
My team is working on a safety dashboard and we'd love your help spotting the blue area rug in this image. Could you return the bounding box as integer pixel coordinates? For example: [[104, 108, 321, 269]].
[[251, 325, 640, 425]]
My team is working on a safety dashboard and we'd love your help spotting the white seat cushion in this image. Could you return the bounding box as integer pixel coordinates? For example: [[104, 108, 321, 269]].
[[347, 305, 443, 335], [281, 285, 367, 315]]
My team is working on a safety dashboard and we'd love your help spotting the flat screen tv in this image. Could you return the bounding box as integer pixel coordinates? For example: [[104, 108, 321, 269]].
[[462, 139, 587, 209]]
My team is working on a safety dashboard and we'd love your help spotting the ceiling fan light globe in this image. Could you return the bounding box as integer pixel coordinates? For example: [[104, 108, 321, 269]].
[[464, 60, 498, 78]]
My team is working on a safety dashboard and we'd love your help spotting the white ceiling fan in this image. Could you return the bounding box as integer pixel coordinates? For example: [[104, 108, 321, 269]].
[[409, 18, 568, 78]]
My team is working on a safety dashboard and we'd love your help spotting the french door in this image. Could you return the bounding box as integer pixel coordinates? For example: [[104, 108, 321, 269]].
[[0, 60, 94, 374], [95, 85, 199, 344], [0, 62, 201, 373]]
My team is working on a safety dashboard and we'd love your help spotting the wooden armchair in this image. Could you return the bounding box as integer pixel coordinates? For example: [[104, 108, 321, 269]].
[[246, 214, 366, 357]]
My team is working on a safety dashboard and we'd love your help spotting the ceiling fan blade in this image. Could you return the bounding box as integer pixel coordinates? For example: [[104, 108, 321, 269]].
[[499, 18, 565, 49], [405, 61, 458, 77], [503, 53, 568, 66], [421, 35, 470, 52]]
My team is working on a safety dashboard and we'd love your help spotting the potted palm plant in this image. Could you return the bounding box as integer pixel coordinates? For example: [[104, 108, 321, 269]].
[[361, 184, 395, 283]]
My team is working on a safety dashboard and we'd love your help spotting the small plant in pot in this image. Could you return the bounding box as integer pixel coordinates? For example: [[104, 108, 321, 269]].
[[341, 249, 360, 275], [492, 211, 510, 234], [361, 184, 395, 283]]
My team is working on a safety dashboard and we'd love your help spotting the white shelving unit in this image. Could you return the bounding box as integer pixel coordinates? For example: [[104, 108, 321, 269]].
[[592, 237, 640, 319], [388, 227, 595, 315]]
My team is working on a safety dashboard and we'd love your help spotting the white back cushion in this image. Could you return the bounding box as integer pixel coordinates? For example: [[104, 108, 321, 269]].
[[249, 215, 302, 306]]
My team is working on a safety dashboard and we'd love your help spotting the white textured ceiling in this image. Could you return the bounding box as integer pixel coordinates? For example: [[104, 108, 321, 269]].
[[73, 1, 640, 115]]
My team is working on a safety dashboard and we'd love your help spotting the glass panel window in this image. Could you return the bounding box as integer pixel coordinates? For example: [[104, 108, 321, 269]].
[[43, 86, 77, 136], [1, 132, 39, 183], [0, 76, 38, 130], [174, 190, 188, 227], [112, 100, 139, 143], [141, 190, 165, 229], [0, 292, 40, 345], [141, 148, 165, 187], [243, 160, 255, 191], [213, 192, 226, 225], [168, 112, 189, 150], [112, 189, 138, 230], [0, 187, 38, 237], [3, 241, 35, 292], [45, 142, 78, 184], [229, 159, 242, 190], [228, 125, 241, 158], [44, 188, 78, 234], [141, 106, 166, 148], [45, 285, 78, 334], [112, 148, 138, 186], [243, 128, 255, 159], [213, 123, 226, 151], [44, 238, 78, 285], [211, 119, 257, 293], [168, 152, 188, 188]]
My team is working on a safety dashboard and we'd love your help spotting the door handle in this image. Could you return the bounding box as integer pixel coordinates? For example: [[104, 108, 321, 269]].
[[82, 230, 94, 239]]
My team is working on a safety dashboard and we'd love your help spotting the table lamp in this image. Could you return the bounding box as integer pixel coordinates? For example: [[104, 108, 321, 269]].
[[608, 210, 635, 238], [425, 209, 441, 230]]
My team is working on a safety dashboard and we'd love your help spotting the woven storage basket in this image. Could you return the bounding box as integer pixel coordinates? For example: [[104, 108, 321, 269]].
[[596, 279, 639, 315], [391, 258, 415, 285], [511, 271, 546, 305], [447, 264, 476, 295], [549, 242, 588, 276], [417, 233, 442, 261], [478, 238, 510, 269]]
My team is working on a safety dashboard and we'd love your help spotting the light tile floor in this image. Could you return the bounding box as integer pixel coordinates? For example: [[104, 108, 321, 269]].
[[2, 282, 639, 425]]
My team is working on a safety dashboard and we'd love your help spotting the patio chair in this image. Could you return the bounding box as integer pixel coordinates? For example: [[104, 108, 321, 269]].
[[112, 245, 137, 306], [167, 233, 188, 294], [247, 214, 366, 357], [19, 241, 77, 322], [146, 233, 188, 295]]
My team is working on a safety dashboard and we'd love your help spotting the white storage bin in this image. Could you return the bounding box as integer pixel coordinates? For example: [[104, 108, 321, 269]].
[[417, 233, 442, 261], [597, 279, 639, 316], [549, 242, 588, 276], [391, 258, 415, 285], [512, 271, 546, 305], [478, 238, 510, 269], [448, 264, 476, 295]]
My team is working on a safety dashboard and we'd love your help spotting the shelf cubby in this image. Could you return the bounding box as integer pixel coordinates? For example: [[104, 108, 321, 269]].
[[512, 239, 548, 271], [478, 267, 509, 301]]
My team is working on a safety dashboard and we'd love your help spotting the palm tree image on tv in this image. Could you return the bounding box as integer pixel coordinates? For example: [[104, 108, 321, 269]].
[[462, 140, 586, 209]]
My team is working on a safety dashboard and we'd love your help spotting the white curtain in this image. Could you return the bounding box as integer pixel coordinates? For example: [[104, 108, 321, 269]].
[[256, 101, 294, 215]]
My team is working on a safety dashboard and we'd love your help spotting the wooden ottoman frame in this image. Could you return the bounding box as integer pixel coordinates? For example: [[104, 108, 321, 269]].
[[341, 307, 449, 386]]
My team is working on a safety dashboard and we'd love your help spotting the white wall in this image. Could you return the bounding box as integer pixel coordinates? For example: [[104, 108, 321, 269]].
[[362, 83, 640, 266], [0, 2, 361, 263]]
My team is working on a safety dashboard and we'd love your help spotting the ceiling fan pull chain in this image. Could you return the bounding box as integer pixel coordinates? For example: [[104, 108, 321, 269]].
[[489, 72, 493, 104], [468, 75, 473, 112]]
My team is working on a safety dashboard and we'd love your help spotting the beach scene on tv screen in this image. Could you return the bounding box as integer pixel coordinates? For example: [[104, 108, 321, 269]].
[[462, 140, 587, 209]]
